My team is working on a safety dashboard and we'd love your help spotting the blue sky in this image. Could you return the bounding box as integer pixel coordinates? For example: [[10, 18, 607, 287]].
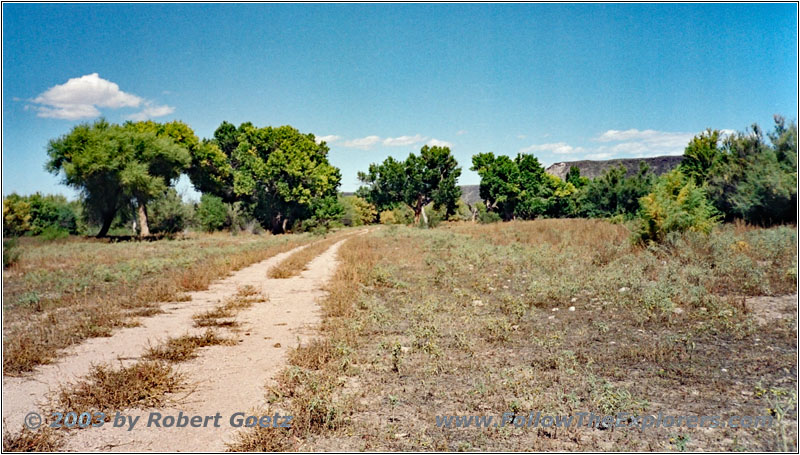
[[3, 3, 797, 199]]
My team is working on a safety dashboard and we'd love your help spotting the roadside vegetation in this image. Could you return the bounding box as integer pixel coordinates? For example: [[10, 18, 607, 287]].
[[234, 221, 796, 451], [2, 233, 310, 374]]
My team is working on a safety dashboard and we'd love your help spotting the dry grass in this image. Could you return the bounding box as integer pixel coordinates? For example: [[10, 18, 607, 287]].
[[143, 329, 236, 362], [58, 360, 184, 413], [267, 233, 348, 279], [229, 234, 380, 451], [235, 220, 797, 452], [2, 426, 63, 452], [3, 233, 307, 374], [192, 285, 266, 328]]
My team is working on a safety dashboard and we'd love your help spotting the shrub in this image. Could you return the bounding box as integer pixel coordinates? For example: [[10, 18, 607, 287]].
[[635, 170, 720, 244], [474, 202, 501, 224], [338, 195, 377, 226], [3, 238, 20, 268], [3, 195, 32, 236], [196, 194, 227, 232], [148, 189, 194, 234]]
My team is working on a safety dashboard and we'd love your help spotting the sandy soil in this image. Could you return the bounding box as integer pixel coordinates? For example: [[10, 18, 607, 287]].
[[2, 236, 352, 451]]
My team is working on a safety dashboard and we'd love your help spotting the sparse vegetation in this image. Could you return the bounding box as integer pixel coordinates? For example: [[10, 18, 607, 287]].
[[233, 220, 796, 451], [58, 360, 184, 413], [3, 232, 308, 374]]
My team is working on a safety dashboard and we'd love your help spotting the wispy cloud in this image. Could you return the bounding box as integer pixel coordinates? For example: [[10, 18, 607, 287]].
[[520, 128, 719, 163], [456, 130, 468, 136], [593, 128, 695, 153], [426, 138, 453, 148], [383, 134, 425, 146], [342, 135, 382, 150], [520, 142, 586, 155], [315, 135, 341, 145], [29, 73, 173, 120], [337, 134, 452, 150], [126, 102, 175, 121]]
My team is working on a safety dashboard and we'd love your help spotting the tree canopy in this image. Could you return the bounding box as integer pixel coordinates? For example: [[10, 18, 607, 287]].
[[358, 145, 462, 225], [189, 121, 342, 233], [46, 119, 191, 237]]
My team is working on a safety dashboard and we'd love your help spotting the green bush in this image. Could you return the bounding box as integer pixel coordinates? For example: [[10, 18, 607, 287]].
[[474, 202, 501, 224], [3, 238, 20, 268], [3, 196, 31, 236], [196, 194, 227, 232], [148, 189, 194, 234], [635, 170, 720, 244], [338, 195, 377, 226]]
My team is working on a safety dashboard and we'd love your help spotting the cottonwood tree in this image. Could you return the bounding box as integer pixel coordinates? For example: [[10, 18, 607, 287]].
[[188, 121, 342, 233], [46, 119, 191, 237], [358, 145, 462, 225]]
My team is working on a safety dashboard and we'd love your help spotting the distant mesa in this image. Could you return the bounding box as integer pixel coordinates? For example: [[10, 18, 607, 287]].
[[544, 155, 684, 180]]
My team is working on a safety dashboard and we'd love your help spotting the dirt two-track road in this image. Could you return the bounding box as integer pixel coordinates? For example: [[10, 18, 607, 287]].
[[2, 235, 356, 451]]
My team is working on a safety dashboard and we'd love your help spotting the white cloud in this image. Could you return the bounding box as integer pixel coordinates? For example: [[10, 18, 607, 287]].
[[586, 152, 613, 160], [426, 138, 453, 148], [520, 142, 586, 155], [126, 102, 175, 121], [591, 128, 703, 157], [36, 104, 101, 120], [342, 135, 382, 150], [315, 135, 341, 144], [456, 130, 468, 136], [383, 134, 426, 146], [29, 73, 173, 121]]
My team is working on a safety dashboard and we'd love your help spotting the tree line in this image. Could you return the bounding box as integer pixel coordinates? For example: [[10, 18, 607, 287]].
[[3, 116, 796, 241]]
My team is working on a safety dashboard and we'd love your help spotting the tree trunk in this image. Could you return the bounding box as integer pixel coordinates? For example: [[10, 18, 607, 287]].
[[421, 204, 429, 226], [137, 198, 150, 237], [96, 212, 115, 238]]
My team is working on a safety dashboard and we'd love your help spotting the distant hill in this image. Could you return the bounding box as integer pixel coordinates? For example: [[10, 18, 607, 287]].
[[545, 155, 683, 180]]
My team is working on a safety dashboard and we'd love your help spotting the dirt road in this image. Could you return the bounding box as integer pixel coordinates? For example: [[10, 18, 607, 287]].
[[2, 236, 351, 451]]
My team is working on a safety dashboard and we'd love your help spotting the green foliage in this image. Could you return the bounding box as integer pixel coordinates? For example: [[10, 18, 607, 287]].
[[704, 117, 796, 225], [635, 169, 720, 244], [3, 193, 80, 237], [309, 196, 345, 229], [196, 194, 228, 232], [379, 205, 414, 225], [578, 163, 654, 219], [566, 166, 589, 188], [148, 189, 194, 234], [339, 195, 377, 226], [45, 119, 192, 237], [680, 129, 722, 185], [3, 238, 21, 268], [474, 202, 501, 224], [188, 122, 341, 233], [470, 152, 577, 220], [3, 195, 32, 236], [359, 146, 462, 225]]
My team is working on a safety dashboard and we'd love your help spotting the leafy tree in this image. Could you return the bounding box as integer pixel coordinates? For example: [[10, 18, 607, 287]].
[[404, 145, 462, 224], [46, 120, 191, 237], [196, 194, 227, 232], [189, 122, 341, 233], [577, 163, 654, 219], [470, 153, 520, 220], [339, 195, 377, 226], [470, 152, 572, 220], [680, 129, 722, 186], [566, 166, 590, 188], [358, 145, 462, 225], [705, 117, 797, 225], [636, 169, 720, 243], [356, 156, 407, 212], [148, 189, 193, 234], [3, 195, 31, 236]]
